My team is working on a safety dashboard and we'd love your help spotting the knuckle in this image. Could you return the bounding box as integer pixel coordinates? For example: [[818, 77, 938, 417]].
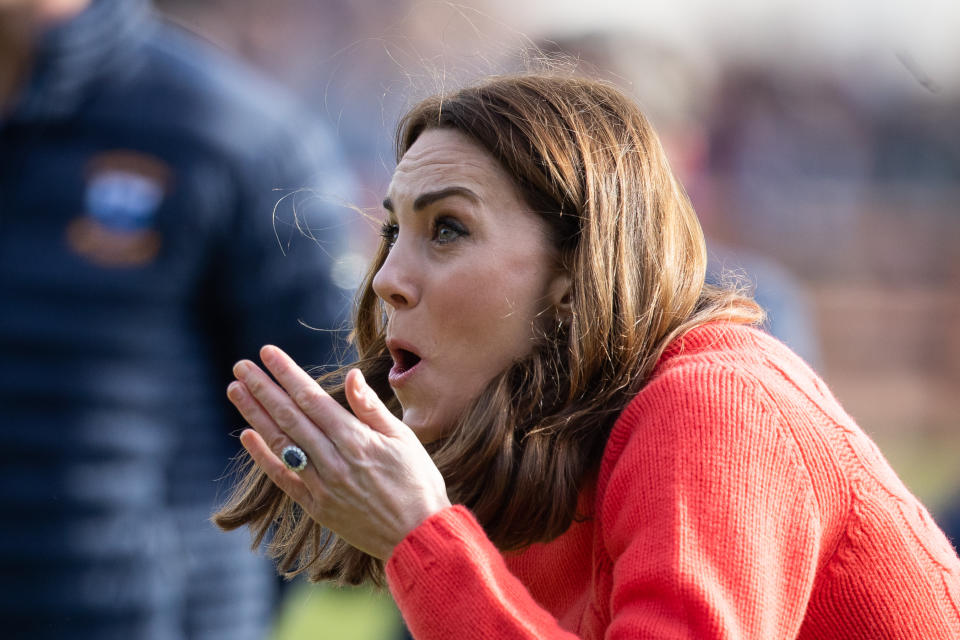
[[273, 404, 300, 429], [292, 386, 322, 412], [287, 481, 315, 507], [245, 376, 263, 394], [266, 433, 289, 453], [231, 393, 255, 415], [337, 438, 365, 462]]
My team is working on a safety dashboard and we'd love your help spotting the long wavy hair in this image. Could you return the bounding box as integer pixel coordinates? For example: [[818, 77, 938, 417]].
[[214, 73, 763, 586]]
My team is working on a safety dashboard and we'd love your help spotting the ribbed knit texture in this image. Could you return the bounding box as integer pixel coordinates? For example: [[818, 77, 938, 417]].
[[385, 323, 960, 639]]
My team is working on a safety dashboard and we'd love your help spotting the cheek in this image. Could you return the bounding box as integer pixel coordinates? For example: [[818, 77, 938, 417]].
[[439, 264, 545, 364]]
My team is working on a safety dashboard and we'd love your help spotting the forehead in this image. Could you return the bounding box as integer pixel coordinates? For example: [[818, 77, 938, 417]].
[[387, 128, 516, 204]]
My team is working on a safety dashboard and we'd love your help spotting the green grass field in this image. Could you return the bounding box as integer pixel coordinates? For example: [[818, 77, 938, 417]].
[[271, 582, 403, 640]]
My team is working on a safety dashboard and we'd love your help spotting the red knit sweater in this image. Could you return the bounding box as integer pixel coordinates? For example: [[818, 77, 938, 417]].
[[385, 323, 960, 639]]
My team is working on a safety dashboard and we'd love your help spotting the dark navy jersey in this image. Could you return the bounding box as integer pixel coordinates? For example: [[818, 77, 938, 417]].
[[0, 1, 354, 637]]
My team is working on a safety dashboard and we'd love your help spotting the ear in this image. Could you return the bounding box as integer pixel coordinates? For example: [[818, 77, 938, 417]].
[[547, 271, 573, 320]]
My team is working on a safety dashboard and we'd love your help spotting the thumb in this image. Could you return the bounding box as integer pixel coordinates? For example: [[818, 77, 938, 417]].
[[345, 368, 405, 438]]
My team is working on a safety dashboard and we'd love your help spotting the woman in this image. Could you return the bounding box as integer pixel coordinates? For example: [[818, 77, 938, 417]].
[[215, 74, 960, 639]]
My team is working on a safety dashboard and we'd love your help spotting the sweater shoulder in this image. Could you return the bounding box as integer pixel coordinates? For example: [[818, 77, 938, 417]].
[[600, 324, 789, 467], [595, 323, 846, 529], [594, 324, 866, 569]]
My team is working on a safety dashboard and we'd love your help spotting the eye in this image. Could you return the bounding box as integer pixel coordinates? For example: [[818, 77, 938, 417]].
[[379, 221, 398, 248], [432, 216, 468, 244]]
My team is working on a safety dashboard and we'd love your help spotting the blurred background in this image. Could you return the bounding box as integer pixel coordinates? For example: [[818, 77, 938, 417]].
[[7, 0, 955, 638], [158, 1, 958, 638]]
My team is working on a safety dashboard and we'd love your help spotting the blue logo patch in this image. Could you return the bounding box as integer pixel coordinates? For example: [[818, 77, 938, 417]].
[[66, 150, 172, 267]]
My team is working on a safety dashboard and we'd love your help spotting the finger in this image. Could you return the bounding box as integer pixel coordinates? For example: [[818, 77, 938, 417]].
[[227, 379, 333, 480], [232, 359, 346, 473], [257, 345, 364, 451], [344, 368, 405, 439], [238, 428, 313, 506], [227, 378, 285, 448], [232, 358, 322, 443]]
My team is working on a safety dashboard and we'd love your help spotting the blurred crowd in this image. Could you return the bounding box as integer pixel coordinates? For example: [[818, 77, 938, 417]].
[[2, 0, 956, 638]]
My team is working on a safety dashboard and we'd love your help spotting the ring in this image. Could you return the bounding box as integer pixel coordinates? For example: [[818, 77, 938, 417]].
[[281, 445, 308, 472]]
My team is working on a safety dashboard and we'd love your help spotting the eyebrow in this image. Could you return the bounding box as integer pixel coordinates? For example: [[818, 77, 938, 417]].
[[382, 186, 480, 213]]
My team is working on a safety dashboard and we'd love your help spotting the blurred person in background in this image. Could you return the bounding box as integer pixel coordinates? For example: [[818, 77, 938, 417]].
[[157, 0, 411, 204], [216, 73, 960, 639], [0, 0, 353, 637]]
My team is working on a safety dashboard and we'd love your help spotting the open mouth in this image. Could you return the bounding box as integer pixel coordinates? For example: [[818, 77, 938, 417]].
[[392, 348, 422, 374], [387, 341, 423, 386]]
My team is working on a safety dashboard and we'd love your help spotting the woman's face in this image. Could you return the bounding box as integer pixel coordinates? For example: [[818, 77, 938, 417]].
[[373, 128, 567, 443]]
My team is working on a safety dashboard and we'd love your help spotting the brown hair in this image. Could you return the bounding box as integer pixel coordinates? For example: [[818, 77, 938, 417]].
[[214, 72, 763, 586]]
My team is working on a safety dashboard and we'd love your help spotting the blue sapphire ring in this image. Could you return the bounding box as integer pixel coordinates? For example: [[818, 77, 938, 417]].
[[280, 445, 308, 472]]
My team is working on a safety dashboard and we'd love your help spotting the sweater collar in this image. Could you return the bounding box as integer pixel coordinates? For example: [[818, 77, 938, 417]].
[[7, 0, 152, 124], [658, 322, 762, 368]]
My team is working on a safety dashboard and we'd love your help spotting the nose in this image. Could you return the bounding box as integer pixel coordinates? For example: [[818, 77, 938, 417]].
[[372, 242, 419, 310]]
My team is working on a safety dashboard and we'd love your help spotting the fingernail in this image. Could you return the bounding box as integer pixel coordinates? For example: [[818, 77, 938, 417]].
[[226, 381, 243, 400], [260, 345, 278, 365], [355, 370, 378, 409], [233, 361, 250, 377], [238, 429, 255, 450]]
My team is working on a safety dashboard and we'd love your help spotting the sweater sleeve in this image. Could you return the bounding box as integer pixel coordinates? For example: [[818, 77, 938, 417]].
[[385, 505, 578, 639], [600, 364, 823, 639]]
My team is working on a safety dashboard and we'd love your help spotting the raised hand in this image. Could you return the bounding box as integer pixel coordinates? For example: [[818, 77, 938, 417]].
[[227, 345, 451, 560]]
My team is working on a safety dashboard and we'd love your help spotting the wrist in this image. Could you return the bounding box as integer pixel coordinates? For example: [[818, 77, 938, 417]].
[[388, 497, 452, 559]]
